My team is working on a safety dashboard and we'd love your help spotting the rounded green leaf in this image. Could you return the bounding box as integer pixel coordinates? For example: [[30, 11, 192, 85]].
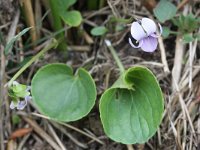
[[31, 63, 96, 122], [91, 26, 108, 36], [61, 11, 82, 27], [100, 66, 164, 144], [153, 0, 177, 23]]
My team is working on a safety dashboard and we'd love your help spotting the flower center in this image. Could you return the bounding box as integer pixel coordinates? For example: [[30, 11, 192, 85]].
[[129, 36, 139, 46]]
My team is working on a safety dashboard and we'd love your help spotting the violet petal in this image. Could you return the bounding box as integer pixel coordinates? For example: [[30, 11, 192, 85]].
[[25, 95, 32, 101], [140, 36, 158, 52], [17, 100, 27, 110], [131, 21, 146, 41], [141, 18, 156, 36], [17, 95, 31, 110], [10, 101, 16, 109], [150, 23, 163, 38], [129, 38, 143, 48]]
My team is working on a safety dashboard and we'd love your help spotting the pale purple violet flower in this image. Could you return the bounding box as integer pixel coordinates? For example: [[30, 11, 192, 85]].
[[10, 96, 31, 110], [9, 81, 31, 110], [129, 18, 162, 52]]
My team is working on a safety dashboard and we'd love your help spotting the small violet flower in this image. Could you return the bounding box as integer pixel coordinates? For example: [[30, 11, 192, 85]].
[[9, 81, 31, 110], [129, 18, 162, 52], [10, 95, 31, 110]]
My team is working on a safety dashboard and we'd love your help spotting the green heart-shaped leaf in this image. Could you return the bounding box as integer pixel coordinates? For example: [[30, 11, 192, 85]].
[[153, 0, 177, 23], [31, 63, 96, 122], [100, 66, 164, 144], [61, 11, 82, 27]]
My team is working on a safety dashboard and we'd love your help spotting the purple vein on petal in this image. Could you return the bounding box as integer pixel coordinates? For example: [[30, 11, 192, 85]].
[[141, 18, 157, 36], [17, 100, 27, 110]]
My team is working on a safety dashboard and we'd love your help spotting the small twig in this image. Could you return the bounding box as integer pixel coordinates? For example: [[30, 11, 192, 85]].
[[180, 68, 200, 90], [41, 0, 53, 27], [173, 77, 196, 145], [17, 133, 31, 150], [58, 122, 105, 145], [107, 0, 120, 17], [189, 134, 193, 150], [31, 113, 105, 145], [0, 45, 5, 150], [198, 110, 200, 144], [105, 39, 125, 74], [158, 36, 170, 74], [188, 42, 193, 89], [177, 0, 189, 10], [84, 6, 109, 19], [68, 45, 91, 52], [35, 0, 42, 39], [83, 19, 98, 27], [172, 35, 185, 90], [188, 37, 198, 89], [172, 4, 189, 90], [169, 116, 182, 149], [51, 122, 88, 149], [6, 10, 20, 41], [47, 124, 67, 150], [111, 29, 129, 46], [172, 77, 187, 149], [137, 61, 164, 67], [127, 144, 134, 150], [6, 9, 20, 55], [20, 0, 37, 44], [7, 139, 17, 150], [0, 22, 11, 29], [83, 30, 94, 44], [157, 127, 162, 146], [22, 117, 61, 150]]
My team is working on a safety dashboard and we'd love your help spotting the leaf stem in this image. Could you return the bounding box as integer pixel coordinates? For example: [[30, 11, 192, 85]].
[[105, 39, 125, 74], [49, 0, 67, 51], [7, 39, 58, 87]]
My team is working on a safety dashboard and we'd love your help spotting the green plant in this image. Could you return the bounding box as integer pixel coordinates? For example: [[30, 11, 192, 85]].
[[172, 14, 200, 43], [4, 27, 32, 55], [8, 26, 164, 145], [49, 0, 82, 50], [91, 26, 108, 36], [99, 40, 164, 144], [153, 1, 200, 42], [31, 63, 96, 122], [153, 0, 177, 23]]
